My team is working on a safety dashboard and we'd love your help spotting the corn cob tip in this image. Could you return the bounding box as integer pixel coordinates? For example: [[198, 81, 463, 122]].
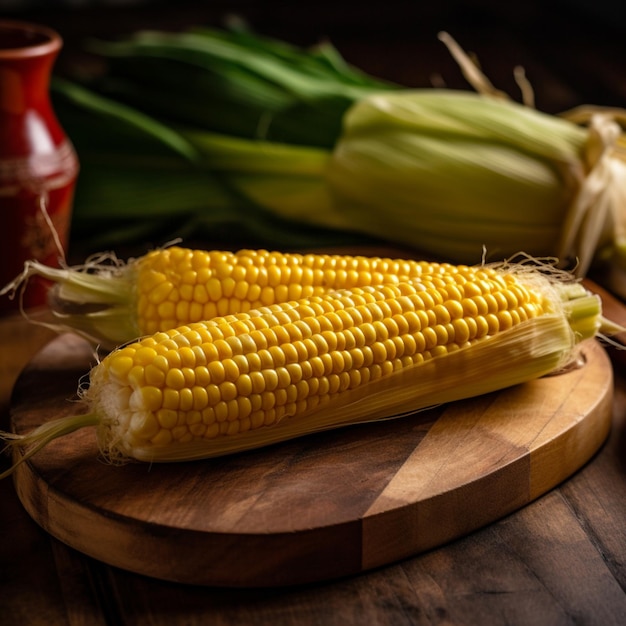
[[485, 255, 626, 357], [0, 250, 141, 348]]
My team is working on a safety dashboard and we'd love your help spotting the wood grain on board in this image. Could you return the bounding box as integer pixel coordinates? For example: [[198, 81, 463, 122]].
[[9, 333, 613, 587]]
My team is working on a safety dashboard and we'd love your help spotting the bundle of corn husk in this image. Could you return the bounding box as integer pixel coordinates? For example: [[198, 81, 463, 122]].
[[52, 26, 626, 294]]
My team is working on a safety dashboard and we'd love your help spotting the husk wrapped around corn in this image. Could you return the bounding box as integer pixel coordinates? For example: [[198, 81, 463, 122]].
[[327, 90, 626, 275], [52, 27, 626, 292]]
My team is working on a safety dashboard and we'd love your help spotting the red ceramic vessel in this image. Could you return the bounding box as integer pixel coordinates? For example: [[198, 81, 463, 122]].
[[0, 20, 78, 314]]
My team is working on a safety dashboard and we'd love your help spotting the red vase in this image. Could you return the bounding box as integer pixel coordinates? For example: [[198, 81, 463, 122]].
[[0, 20, 79, 315]]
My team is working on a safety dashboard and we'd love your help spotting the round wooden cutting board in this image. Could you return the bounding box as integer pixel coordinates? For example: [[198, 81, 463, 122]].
[[9, 333, 613, 588]]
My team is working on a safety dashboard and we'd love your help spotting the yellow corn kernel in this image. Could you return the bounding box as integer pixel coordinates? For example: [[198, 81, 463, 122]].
[[128, 248, 489, 342], [151, 429, 173, 446]]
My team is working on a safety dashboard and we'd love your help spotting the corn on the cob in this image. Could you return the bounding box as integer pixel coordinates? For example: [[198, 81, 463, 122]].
[[0, 261, 608, 477], [5, 246, 456, 347]]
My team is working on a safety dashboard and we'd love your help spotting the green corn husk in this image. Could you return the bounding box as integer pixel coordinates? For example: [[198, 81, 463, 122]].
[[52, 78, 376, 252], [53, 26, 626, 288], [326, 90, 626, 274], [80, 24, 392, 148]]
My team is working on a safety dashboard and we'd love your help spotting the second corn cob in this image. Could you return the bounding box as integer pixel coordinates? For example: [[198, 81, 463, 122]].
[[4, 246, 460, 347]]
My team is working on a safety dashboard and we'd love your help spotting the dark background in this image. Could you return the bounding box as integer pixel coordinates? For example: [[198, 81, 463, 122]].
[[1, 0, 625, 115]]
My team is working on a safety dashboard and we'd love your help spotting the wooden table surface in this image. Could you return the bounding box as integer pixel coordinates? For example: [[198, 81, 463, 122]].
[[2, 1, 626, 624], [1, 301, 626, 624]]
